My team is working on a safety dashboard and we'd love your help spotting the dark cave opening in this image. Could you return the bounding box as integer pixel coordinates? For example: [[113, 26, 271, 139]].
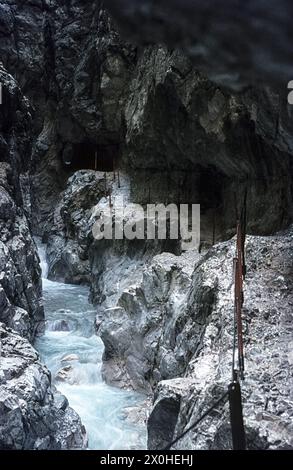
[[62, 142, 120, 172], [197, 165, 227, 246], [198, 166, 224, 214]]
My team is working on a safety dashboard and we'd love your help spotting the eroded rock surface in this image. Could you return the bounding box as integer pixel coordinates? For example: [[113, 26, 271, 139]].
[[0, 323, 87, 449], [0, 66, 87, 449], [0, 65, 43, 340], [46, 170, 107, 283], [1, 2, 292, 239], [99, 251, 201, 392], [99, 227, 293, 449]]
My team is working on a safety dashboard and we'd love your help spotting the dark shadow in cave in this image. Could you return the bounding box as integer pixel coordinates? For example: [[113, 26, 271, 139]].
[[197, 165, 228, 246], [198, 165, 225, 214], [62, 142, 120, 172]]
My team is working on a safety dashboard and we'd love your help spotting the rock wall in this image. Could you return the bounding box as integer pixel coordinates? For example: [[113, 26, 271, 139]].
[[46, 170, 107, 284], [99, 227, 293, 449], [121, 45, 292, 238], [0, 66, 86, 449], [1, 2, 292, 240], [99, 251, 201, 393], [0, 64, 42, 340], [0, 0, 136, 235], [147, 228, 293, 449]]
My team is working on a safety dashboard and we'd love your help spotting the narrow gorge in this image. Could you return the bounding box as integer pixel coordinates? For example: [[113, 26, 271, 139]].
[[0, 0, 292, 451]]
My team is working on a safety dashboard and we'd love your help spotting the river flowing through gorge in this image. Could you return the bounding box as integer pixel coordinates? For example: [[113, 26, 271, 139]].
[[34, 241, 147, 450]]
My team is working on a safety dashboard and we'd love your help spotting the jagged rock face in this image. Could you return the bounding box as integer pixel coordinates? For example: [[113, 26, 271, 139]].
[[100, 226, 293, 449], [99, 251, 201, 393], [43, 42, 293, 281], [46, 170, 107, 283], [102, 228, 292, 449], [107, 0, 293, 91], [0, 64, 33, 212], [0, 0, 134, 142], [0, 66, 43, 340], [46, 169, 180, 288], [0, 1, 136, 234], [0, 67, 87, 450], [0, 210, 43, 339], [1, 2, 292, 238], [122, 45, 292, 236], [0, 323, 87, 450]]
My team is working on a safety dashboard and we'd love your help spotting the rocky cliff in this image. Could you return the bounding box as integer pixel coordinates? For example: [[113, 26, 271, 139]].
[[1, 1, 292, 242], [0, 64, 42, 340], [100, 228, 293, 449], [0, 66, 86, 449], [0, 0, 293, 450]]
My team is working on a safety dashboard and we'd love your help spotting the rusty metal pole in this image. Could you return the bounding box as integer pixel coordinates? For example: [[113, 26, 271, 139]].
[[229, 217, 246, 449], [236, 221, 245, 379]]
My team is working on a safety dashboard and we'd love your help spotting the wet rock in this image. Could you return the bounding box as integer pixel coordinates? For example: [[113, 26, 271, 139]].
[[123, 398, 152, 427], [55, 365, 73, 383], [55, 363, 98, 386], [47, 319, 72, 332], [61, 354, 79, 363], [54, 393, 69, 412], [100, 251, 202, 392], [0, 65, 86, 450], [100, 227, 293, 449], [0, 66, 43, 341], [0, 323, 87, 450], [46, 170, 107, 283]]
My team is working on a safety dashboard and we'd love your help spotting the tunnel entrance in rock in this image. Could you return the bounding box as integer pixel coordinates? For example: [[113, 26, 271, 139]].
[[198, 166, 224, 213], [63, 142, 120, 172], [197, 165, 226, 247]]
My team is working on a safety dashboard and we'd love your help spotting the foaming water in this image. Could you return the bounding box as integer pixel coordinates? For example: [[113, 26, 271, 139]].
[[34, 240, 147, 449], [37, 239, 49, 279]]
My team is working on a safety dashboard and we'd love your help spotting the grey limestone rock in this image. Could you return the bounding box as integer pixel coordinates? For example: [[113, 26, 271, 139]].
[[0, 323, 87, 450], [0, 65, 87, 450], [146, 229, 293, 449], [99, 223, 293, 449]]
